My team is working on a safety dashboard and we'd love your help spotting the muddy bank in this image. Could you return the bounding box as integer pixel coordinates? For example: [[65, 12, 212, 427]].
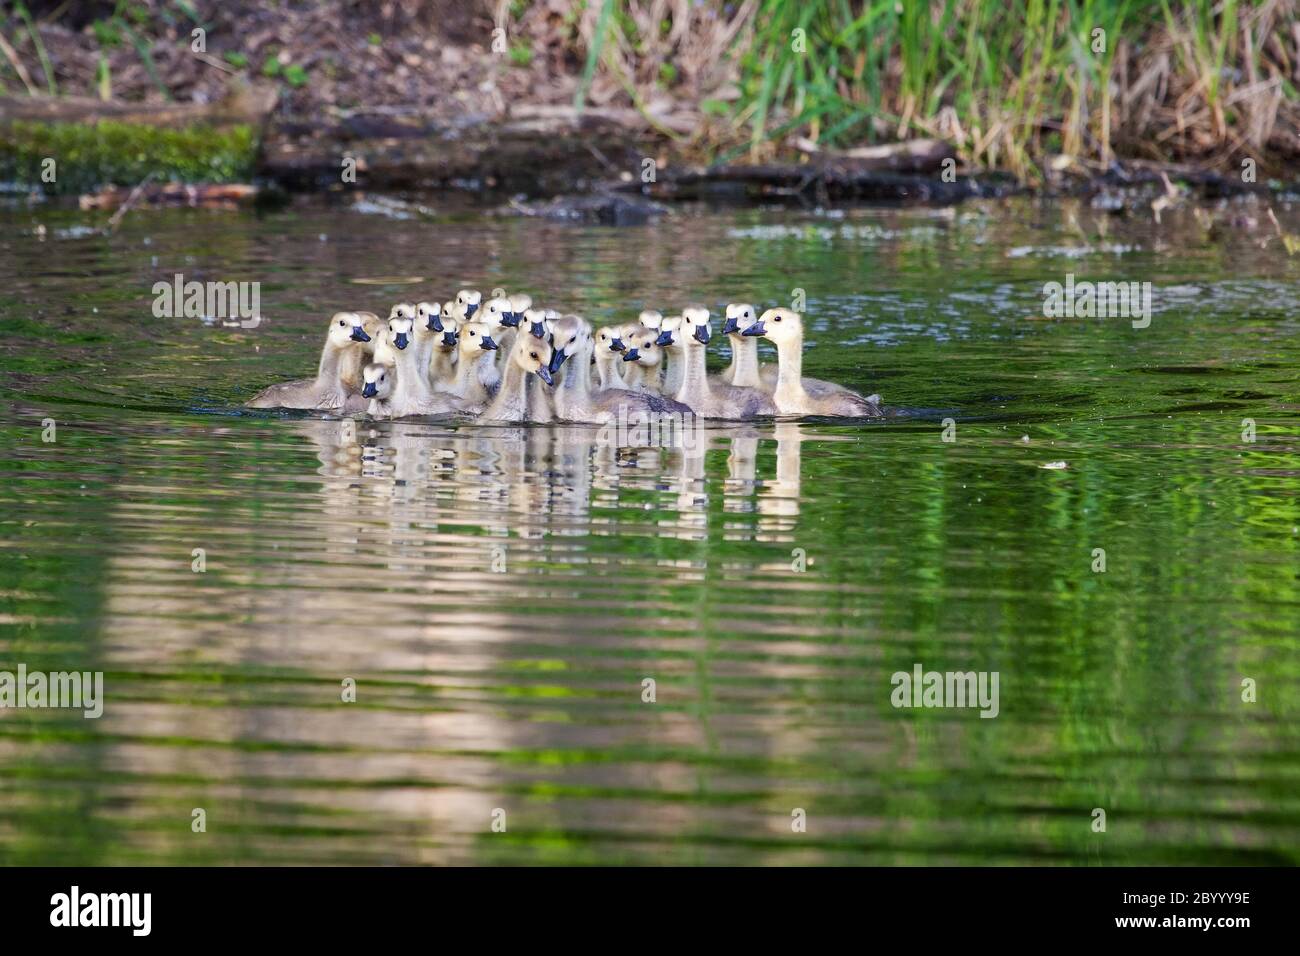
[[260, 110, 1296, 206], [5, 92, 1297, 217]]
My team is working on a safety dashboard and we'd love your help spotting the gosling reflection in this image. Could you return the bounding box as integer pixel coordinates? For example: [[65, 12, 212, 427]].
[[91, 416, 832, 862], [662, 433, 711, 541], [719, 429, 760, 544], [294, 416, 823, 550], [755, 421, 805, 539]]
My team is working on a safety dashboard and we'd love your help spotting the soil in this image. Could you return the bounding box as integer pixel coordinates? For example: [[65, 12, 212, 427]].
[[10, 2, 678, 133]]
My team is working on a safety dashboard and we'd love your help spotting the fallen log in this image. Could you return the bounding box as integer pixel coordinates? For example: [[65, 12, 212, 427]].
[[0, 83, 278, 130], [792, 136, 956, 173], [259, 104, 662, 192], [80, 182, 258, 211]]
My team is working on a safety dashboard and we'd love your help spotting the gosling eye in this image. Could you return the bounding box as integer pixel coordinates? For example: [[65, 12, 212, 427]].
[[470, 330, 477, 336], [774, 316, 782, 322], [338, 320, 345, 326], [530, 352, 538, 359]]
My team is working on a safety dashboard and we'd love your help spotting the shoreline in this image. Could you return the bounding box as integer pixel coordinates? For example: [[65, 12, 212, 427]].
[[4, 76, 1298, 215], [5, 106, 1297, 218]]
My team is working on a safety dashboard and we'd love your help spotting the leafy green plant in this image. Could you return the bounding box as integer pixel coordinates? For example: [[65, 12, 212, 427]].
[[509, 43, 534, 68]]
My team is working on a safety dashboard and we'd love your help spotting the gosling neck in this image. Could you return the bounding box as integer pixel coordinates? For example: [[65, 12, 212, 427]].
[[430, 344, 456, 380], [622, 360, 644, 389], [674, 343, 712, 407], [455, 347, 492, 392], [392, 346, 432, 404], [317, 339, 348, 386], [496, 356, 530, 414], [662, 347, 683, 395], [413, 331, 437, 381], [501, 328, 533, 370], [337, 342, 366, 391], [728, 333, 760, 388], [554, 342, 593, 417], [594, 348, 624, 389], [561, 344, 593, 398], [772, 333, 809, 406], [641, 355, 664, 390]]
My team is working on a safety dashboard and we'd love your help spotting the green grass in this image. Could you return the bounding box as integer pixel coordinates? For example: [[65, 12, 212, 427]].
[[729, 0, 1275, 177], [0, 119, 257, 195]]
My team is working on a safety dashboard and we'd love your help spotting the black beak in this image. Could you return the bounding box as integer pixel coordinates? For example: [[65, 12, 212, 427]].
[[361, 382, 377, 398], [693, 324, 711, 345], [393, 332, 409, 349], [742, 320, 765, 337], [655, 331, 673, 347], [547, 347, 568, 374], [722, 316, 739, 335], [442, 331, 458, 346], [610, 337, 625, 352], [529, 321, 546, 338], [464, 302, 478, 318], [351, 327, 371, 342], [428, 314, 443, 332], [480, 335, 498, 351], [622, 348, 640, 362], [501, 312, 520, 327], [535, 366, 554, 386]]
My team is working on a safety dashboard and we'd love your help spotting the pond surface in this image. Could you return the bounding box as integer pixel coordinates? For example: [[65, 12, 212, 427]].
[[1, 194, 1298, 865]]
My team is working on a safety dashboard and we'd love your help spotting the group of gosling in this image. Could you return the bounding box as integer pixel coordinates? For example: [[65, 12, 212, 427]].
[[247, 289, 883, 422]]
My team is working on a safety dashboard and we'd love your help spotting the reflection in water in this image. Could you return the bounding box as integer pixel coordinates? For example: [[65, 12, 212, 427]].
[[302, 416, 808, 549], [1, 199, 1298, 865], [84, 420, 820, 864]]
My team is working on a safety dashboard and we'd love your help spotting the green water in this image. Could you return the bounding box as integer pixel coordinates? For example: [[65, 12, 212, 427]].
[[0, 196, 1297, 865]]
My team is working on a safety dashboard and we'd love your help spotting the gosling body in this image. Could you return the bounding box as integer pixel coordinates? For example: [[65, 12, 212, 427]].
[[549, 317, 694, 424], [441, 320, 502, 410], [747, 309, 883, 417], [247, 312, 372, 409], [672, 307, 777, 420], [481, 332, 555, 423]]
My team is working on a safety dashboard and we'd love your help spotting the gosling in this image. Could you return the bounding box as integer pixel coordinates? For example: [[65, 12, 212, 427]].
[[745, 309, 882, 417], [246, 312, 372, 410]]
